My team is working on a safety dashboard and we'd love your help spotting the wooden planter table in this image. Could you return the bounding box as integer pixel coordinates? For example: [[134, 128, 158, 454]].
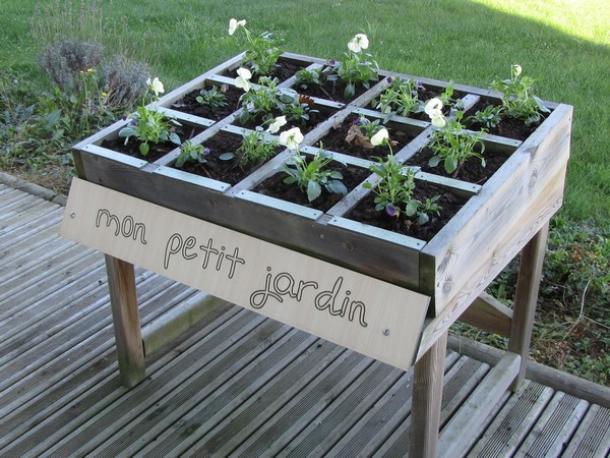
[[60, 51, 572, 457]]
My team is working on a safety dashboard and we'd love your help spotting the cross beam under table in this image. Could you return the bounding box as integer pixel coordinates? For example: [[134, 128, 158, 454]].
[[102, 223, 550, 454]]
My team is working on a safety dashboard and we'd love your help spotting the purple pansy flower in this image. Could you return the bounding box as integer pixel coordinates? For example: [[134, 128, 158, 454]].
[[385, 203, 398, 217]]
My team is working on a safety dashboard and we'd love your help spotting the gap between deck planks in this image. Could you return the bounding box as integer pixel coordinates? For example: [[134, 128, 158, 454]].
[[1, 185, 609, 457]]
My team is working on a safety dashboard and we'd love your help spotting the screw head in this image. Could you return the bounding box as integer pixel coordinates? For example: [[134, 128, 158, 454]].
[[383, 329, 390, 337], [70, 212, 76, 219]]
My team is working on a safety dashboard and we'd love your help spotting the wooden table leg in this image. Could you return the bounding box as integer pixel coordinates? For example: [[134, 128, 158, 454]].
[[105, 255, 145, 387], [409, 330, 448, 458], [508, 222, 550, 391]]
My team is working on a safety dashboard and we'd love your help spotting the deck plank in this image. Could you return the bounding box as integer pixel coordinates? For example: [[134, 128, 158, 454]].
[[561, 404, 610, 458]]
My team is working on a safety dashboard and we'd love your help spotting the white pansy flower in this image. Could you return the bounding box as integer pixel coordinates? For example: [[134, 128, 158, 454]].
[[370, 127, 389, 146], [430, 113, 447, 128], [146, 77, 165, 96], [279, 127, 304, 150], [424, 98, 443, 116], [267, 116, 287, 134], [228, 18, 246, 35], [347, 33, 369, 53], [234, 67, 252, 92], [512, 64, 522, 78]]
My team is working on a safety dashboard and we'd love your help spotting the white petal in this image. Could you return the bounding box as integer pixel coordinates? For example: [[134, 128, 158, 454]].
[[235, 77, 250, 92], [347, 39, 361, 53], [237, 19, 247, 27], [228, 18, 238, 35], [512, 64, 522, 78], [236, 67, 252, 81], [431, 115, 447, 128], [356, 33, 369, 50], [370, 128, 389, 146], [279, 127, 303, 149], [424, 98, 443, 116]]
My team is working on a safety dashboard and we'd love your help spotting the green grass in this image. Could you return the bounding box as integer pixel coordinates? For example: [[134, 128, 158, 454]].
[[1, 0, 609, 224]]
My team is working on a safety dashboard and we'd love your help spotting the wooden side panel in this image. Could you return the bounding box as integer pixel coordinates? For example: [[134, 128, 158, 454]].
[[60, 178, 430, 370], [459, 292, 513, 337]]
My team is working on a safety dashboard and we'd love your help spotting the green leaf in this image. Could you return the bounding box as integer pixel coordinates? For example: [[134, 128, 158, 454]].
[[139, 142, 150, 156], [307, 180, 322, 202], [219, 152, 235, 161], [329, 171, 343, 180], [169, 132, 182, 145], [444, 156, 458, 174], [417, 212, 430, 225], [344, 83, 356, 99], [283, 175, 297, 185], [118, 127, 135, 138], [428, 155, 441, 167], [405, 201, 418, 216], [326, 180, 348, 195], [362, 182, 372, 189]]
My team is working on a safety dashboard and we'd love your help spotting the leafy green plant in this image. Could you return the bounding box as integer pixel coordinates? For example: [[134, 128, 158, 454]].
[[428, 112, 485, 175], [363, 154, 441, 224], [282, 151, 347, 202], [469, 105, 503, 130], [329, 33, 379, 98], [228, 19, 282, 76], [355, 116, 383, 139], [225, 130, 278, 166], [175, 141, 208, 167], [283, 97, 319, 125], [118, 106, 181, 156], [239, 76, 284, 123], [376, 78, 423, 117], [295, 68, 322, 90], [491, 64, 550, 125], [196, 87, 228, 110]]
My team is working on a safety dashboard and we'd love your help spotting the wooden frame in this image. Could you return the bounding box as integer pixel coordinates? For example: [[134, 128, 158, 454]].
[[65, 51, 572, 455]]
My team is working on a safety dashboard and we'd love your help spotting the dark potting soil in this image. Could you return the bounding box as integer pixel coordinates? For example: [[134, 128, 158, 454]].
[[171, 84, 242, 121], [172, 131, 282, 185], [225, 57, 308, 83], [348, 181, 469, 241], [296, 67, 381, 104], [102, 124, 204, 163], [369, 81, 466, 121], [464, 98, 547, 140], [319, 114, 418, 159], [254, 162, 370, 212], [406, 144, 513, 184], [233, 104, 334, 134]]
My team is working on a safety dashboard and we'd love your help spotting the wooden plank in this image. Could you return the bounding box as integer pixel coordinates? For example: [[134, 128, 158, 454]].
[[562, 405, 610, 458], [448, 334, 610, 409], [0, 209, 63, 249], [509, 222, 549, 389], [141, 291, 230, 356], [468, 381, 554, 457], [104, 255, 145, 387], [409, 331, 448, 458], [61, 178, 430, 370], [514, 391, 588, 458], [459, 292, 513, 337], [438, 352, 520, 457]]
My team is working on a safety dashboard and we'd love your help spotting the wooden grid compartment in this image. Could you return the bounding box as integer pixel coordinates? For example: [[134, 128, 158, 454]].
[[73, 51, 572, 358]]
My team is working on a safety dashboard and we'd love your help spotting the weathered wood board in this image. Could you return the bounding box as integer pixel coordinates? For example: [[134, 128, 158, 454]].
[[60, 178, 430, 369]]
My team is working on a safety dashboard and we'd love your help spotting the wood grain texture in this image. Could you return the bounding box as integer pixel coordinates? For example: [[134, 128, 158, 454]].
[[459, 292, 513, 337], [104, 255, 145, 387], [409, 331, 447, 458], [509, 223, 549, 390]]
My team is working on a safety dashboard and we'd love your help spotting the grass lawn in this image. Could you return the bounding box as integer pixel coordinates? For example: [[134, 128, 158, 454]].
[[1, 0, 609, 383]]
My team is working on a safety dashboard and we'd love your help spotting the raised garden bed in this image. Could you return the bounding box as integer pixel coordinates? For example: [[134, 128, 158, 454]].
[[72, 51, 573, 327]]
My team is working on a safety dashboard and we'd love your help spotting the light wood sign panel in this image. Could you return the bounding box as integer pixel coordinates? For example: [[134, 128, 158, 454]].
[[60, 178, 430, 369]]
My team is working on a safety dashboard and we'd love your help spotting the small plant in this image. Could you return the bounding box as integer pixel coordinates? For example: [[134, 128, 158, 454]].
[[469, 105, 503, 130], [282, 151, 347, 202], [376, 78, 423, 117], [329, 33, 379, 98], [295, 67, 322, 90], [345, 116, 392, 151], [228, 18, 282, 76], [425, 101, 485, 175], [118, 86, 181, 156], [238, 76, 284, 123], [491, 64, 550, 125], [175, 141, 209, 167], [363, 155, 441, 224], [196, 87, 228, 110], [283, 96, 319, 125], [234, 130, 278, 166]]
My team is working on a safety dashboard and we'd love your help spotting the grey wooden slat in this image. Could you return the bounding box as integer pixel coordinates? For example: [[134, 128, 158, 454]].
[[183, 344, 347, 457], [515, 391, 589, 458], [0, 208, 63, 249], [377, 356, 490, 457], [0, 278, 184, 419], [0, 191, 37, 211], [126, 329, 317, 457], [562, 404, 610, 458], [324, 352, 458, 457], [0, 304, 240, 455], [43, 317, 286, 457], [468, 381, 554, 457], [0, 198, 57, 226]]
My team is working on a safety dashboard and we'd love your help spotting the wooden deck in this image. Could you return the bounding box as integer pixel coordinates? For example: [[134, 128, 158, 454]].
[[0, 182, 608, 457]]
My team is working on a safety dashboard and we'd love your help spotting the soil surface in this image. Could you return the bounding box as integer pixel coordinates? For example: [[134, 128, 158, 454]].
[[254, 162, 370, 212], [318, 114, 418, 159], [171, 84, 242, 121], [101, 123, 204, 163], [406, 144, 513, 184], [225, 57, 308, 83], [173, 131, 281, 185], [464, 98, 548, 140], [233, 104, 334, 134], [348, 181, 469, 241], [296, 67, 381, 103], [369, 80, 466, 121]]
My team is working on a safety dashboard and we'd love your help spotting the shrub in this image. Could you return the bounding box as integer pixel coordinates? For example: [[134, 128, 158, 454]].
[[101, 55, 150, 108]]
